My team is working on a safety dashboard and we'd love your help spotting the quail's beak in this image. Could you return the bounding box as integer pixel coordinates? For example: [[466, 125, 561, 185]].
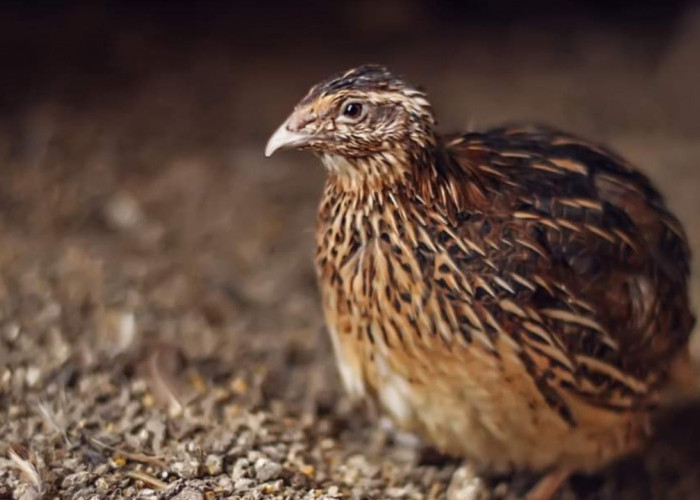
[[264, 113, 314, 157]]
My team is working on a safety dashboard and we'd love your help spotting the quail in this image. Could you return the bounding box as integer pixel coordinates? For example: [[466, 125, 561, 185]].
[[265, 65, 697, 499]]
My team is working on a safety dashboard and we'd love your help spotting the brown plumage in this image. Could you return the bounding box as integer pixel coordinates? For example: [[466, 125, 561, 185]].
[[265, 65, 696, 499]]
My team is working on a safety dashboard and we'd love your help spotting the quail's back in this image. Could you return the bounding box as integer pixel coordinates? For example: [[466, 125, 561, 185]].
[[266, 65, 696, 490]]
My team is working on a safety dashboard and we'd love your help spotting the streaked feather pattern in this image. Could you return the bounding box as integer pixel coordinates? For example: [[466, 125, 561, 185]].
[[269, 65, 696, 484]]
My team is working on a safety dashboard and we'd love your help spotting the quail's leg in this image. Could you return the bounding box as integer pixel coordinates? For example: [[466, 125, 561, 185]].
[[524, 468, 571, 500]]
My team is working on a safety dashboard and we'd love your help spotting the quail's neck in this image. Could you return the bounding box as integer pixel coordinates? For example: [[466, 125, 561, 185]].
[[322, 151, 407, 194], [321, 137, 440, 195]]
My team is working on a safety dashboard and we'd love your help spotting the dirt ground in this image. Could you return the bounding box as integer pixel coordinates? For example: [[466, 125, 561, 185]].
[[1, 3, 700, 499]]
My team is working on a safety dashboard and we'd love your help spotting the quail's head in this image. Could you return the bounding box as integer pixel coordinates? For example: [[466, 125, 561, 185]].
[[265, 65, 436, 178]]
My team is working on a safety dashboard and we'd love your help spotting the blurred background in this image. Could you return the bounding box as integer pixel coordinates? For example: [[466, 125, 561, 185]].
[[1, 1, 699, 498]]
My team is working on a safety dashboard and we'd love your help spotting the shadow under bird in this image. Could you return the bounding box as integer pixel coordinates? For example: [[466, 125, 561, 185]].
[[265, 65, 697, 499]]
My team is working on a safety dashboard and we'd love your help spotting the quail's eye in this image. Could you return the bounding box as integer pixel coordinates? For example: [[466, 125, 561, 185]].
[[339, 101, 365, 122]]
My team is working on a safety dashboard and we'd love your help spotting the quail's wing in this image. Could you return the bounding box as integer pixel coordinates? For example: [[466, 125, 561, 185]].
[[438, 125, 694, 410]]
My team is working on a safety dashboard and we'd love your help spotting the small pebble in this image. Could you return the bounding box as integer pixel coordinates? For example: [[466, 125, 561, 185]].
[[205, 454, 223, 476], [172, 488, 205, 500], [254, 457, 283, 482]]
